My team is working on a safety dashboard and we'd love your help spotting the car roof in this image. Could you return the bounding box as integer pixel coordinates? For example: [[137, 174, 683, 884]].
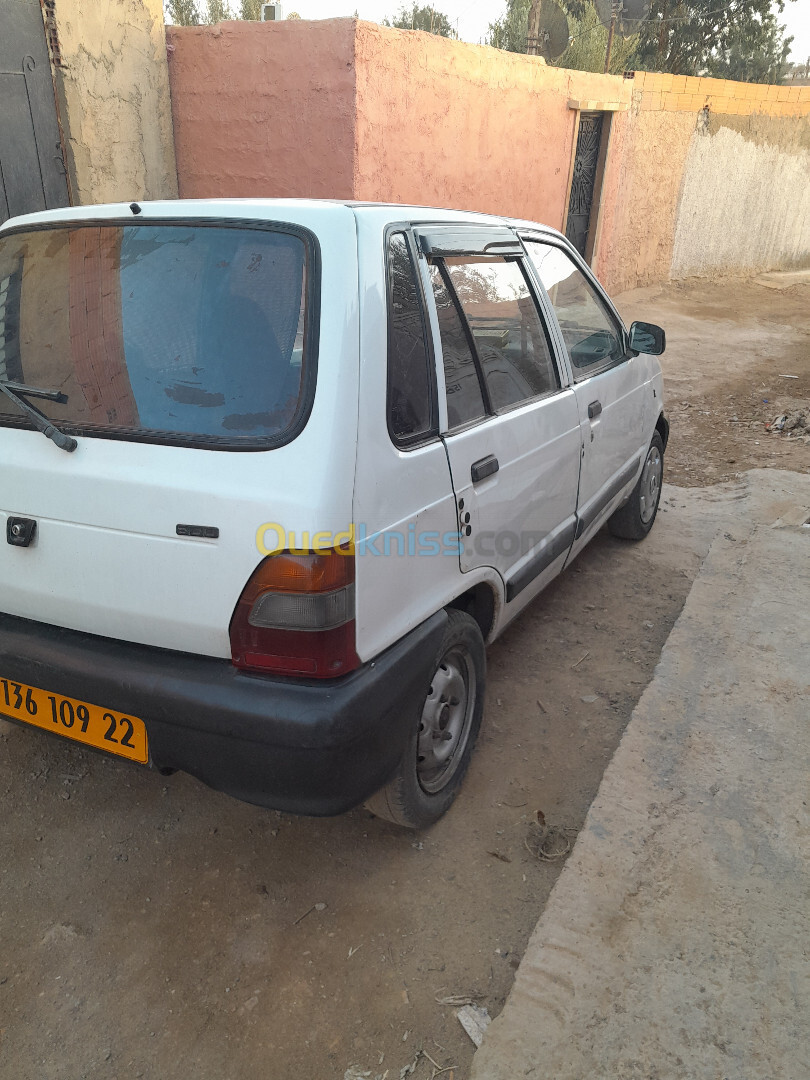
[[0, 197, 566, 243]]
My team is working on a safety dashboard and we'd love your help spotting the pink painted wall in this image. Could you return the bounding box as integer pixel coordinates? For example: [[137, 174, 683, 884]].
[[166, 18, 632, 232], [353, 23, 629, 233], [166, 19, 357, 199], [165, 20, 810, 290]]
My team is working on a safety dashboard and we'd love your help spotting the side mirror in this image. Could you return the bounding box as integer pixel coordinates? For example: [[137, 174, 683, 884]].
[[629, 321, 666, 355]]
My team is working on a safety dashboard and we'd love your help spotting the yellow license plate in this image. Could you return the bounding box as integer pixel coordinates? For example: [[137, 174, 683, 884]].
[[0, 675, 148, 763]]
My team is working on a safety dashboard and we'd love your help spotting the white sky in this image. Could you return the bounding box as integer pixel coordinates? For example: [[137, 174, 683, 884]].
[[275, 0, 810, 62]]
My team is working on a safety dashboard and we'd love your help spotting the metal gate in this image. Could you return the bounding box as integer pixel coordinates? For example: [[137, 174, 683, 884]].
[[564, 111, 604, 259], [0, 0, 69, 224]]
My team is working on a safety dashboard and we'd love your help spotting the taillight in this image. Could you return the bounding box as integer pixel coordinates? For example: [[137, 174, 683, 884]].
[[229, 548, 360, 678]]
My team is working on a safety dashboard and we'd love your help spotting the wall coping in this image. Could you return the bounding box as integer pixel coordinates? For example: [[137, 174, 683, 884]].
[[567, 99, 630, 111]]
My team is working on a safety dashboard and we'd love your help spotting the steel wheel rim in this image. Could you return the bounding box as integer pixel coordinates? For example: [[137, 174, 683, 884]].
[[639, 445, 662, 524], [417, 646, 476, 795]]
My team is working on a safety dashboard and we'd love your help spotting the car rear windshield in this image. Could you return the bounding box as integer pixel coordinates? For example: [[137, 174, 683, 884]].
[[0, 221, 316, 448]]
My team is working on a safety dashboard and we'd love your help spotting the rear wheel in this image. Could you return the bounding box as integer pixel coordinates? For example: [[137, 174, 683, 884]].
[[365, 609, 485, 829], [608, 432, 664, 541]]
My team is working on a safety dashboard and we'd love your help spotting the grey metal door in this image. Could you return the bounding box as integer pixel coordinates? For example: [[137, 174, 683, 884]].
[[564, 112, 604, 259], [0, 0, 69, 224]]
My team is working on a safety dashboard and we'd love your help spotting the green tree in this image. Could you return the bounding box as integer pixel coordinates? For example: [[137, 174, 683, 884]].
[[204, 0, 234, 22], [487, 0, 530, 52], [631, 0, 794, 82], [487, 0, 594, 59], [487, 0, 794, 81], [383, 4, 458, 37], [702, 15, 792, 82], [239, 0, 263, 17], [558, 3, 638, 73], [165, 0, 201, 25]]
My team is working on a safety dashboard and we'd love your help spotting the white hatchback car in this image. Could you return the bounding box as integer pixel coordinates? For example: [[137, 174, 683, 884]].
[[0, 199, 667, 827]]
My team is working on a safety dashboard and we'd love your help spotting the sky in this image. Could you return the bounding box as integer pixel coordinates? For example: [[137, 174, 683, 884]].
[[273, 0, 810, 62]]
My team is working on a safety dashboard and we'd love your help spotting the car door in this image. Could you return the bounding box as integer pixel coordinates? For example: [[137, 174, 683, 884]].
[[417, 225, 581, 609], [521, 235, 647, 550]]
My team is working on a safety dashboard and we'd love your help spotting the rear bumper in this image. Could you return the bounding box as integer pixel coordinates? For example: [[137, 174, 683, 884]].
[[0, 610, 447, 816]]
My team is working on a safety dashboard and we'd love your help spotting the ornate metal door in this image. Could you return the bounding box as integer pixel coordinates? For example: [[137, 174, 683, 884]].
[[0, 0, 69, 224], [565, 112, 604, 259]]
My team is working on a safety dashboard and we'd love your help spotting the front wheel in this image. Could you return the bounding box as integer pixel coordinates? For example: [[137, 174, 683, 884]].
[[608, 432, 664, 541], [365, 609, 485, 829]]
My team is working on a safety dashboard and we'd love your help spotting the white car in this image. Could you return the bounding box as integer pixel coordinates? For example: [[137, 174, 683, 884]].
[[0, 199, 667, 828]]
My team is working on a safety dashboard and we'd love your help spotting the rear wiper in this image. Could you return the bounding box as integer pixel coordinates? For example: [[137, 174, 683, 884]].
[[0, 381, 77, 453]]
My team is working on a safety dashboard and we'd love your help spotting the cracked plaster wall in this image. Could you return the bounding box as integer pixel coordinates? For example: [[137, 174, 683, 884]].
[[51, 0, 177, 204], [671, 114, 810, 278]]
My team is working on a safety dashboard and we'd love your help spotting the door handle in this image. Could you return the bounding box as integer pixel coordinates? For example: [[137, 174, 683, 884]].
[[471, 455, 499, 483], [587, 400, 602, 420]]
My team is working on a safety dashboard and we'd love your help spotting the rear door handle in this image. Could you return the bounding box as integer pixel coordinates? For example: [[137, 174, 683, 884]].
[[471, 455, 499, 483], [587, 400, 602, 420]]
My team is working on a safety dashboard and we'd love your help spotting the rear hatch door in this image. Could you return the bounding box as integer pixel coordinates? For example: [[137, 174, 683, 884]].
[[0, 208, 354, 658]]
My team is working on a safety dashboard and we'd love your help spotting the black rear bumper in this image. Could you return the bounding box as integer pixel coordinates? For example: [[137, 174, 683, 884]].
[[0, 610, 447, 816]]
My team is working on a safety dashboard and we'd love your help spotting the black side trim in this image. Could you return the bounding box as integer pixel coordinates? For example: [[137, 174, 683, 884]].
[[657, 411, 670, 450], [575, 456, 640, 540], [505, 517, 577, 602]]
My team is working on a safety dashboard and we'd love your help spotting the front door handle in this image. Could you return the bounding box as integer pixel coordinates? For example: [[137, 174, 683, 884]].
[[471, 455, 499, 483], [587, 400, 602, 420]]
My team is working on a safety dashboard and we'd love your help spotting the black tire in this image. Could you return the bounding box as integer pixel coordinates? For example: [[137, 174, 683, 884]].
[[365, 609, 486, 829], [608, 432, 664, 541]]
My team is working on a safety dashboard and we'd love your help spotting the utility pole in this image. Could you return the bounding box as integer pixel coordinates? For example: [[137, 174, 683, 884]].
[[527, 0, 542, 57], [603, 0, 618, 73]]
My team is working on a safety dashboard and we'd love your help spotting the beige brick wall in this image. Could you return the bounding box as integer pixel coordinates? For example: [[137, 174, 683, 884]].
[[633, 70, 810, 118]]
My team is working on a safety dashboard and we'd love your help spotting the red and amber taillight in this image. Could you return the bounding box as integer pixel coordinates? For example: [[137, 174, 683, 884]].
[[229, 548, 360, 678]]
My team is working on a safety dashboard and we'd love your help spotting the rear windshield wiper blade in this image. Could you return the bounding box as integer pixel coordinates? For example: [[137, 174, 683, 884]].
[[0, 381, 77, 453]]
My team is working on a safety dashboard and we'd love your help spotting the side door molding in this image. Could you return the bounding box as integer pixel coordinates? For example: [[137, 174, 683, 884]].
[[505, 515, 577, 603], [574, 452, 642, 540]]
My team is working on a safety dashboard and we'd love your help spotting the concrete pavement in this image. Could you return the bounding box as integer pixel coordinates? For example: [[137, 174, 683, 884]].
[[471, 470, 810, 1080]]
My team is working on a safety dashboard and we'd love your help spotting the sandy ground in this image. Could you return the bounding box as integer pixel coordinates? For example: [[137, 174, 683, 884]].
[[0, 276, 808, 1080]]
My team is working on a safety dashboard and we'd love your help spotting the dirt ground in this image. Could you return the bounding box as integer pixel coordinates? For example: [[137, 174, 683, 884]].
[[619, 273, 810, 487], [1, 276, 808, 1080]]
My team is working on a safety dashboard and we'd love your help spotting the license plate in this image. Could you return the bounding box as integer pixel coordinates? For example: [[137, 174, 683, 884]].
[[0, 675, 148, 764]]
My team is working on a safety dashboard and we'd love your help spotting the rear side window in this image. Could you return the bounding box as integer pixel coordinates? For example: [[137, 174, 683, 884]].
[[428, 256, 559, 430], [386, 232, 436, 446], [0, 222, 316, 448], [429, 263, 486, 430], [441, 257, 559, 411]]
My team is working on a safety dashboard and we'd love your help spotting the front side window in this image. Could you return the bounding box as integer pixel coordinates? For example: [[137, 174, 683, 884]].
[[386, 232, 436, 445], [0, 223, 314, 447], [523, 240, 624, 378], [428, 256, 559, 430]]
